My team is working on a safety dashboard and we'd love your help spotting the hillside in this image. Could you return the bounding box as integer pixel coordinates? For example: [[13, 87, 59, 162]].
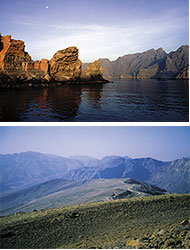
[[0, 178, 167, 216], [0, 194, 190, 249], [98, 45, 189, 79]]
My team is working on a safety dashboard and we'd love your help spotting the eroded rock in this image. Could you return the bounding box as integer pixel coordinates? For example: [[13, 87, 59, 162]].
[[80, 60, 107, 82], [176, 66, 189, 79], [0, 34, 33, 79], [0, 34, 108, 87], [49, 47, 82, 82]]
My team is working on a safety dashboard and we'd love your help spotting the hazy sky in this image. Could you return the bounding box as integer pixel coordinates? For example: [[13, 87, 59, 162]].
[[0, 0, 189, 62], [0, 126, 189, 161]]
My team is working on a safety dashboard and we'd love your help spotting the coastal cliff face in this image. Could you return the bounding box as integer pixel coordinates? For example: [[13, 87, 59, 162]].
[[0, 34, 107, 87], [0, 34, 188, 87], [99, 46, 189, 79]]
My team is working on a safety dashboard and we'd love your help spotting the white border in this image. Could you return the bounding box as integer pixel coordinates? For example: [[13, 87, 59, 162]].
[[0, 122, 189, 126]]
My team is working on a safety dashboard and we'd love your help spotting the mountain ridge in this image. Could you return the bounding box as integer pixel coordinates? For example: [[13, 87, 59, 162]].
[[0, 151, 189, 196], [83, 45, 189, 80]]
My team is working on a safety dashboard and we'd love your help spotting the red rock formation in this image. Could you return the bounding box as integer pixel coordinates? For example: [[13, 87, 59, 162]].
[[33, 59, 49, 74], [0, 34, 108, 87], [40, 59, 49, 73], [0, 35, 11, 70], [33, 60, 40, 70], [49, 47, 82, 81], [0, 34, 32, 79], [80, 60, 105, 82]]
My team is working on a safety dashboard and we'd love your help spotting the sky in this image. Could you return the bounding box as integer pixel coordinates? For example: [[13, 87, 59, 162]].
[[0, 0, 189, 62], [0, 126, 189, 161]]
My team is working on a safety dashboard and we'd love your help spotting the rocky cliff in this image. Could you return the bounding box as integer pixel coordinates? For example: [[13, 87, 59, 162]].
[[0, 34, 108, 87], [49, 47, 82, 82], [176, 66, 189, 79], [0, 35, 33, 79], [99, 45, 189, 79], [80, 60, 105, 82]]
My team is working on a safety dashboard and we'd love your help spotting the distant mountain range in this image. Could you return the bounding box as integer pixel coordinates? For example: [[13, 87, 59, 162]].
[[1, 152, 189, 196], [83, 45, 189, 79]]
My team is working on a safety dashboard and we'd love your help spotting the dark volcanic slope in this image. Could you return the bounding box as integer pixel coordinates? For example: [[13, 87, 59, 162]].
[[99, 45, 189, 79], [0, 194, 190, 249]]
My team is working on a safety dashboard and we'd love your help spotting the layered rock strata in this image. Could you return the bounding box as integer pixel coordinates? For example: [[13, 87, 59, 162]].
[[176, 66, 189, 79], [0, 35, 33, 79], [49, 47, 82, 82], [0, 34, 108, 87]]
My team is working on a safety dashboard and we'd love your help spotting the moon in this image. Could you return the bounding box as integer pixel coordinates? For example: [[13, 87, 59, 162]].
[[46, 6, 49, 9]]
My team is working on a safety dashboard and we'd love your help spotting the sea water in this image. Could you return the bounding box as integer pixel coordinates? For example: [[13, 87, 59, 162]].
[[0, 79, 188, 122]]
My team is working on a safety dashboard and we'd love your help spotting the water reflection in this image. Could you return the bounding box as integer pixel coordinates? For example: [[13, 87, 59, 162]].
[[0, 80, 188, 122], [84, 84, 103, 102], [48, 86, 83, 120]]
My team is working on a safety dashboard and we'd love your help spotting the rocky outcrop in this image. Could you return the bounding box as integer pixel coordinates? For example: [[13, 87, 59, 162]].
[[0, 34, 33, 79], [49, 47, 82, 82], [126, 219, 190, 249], [0, 34, 50, 85], [33, 59, 49, 74], [80, 60, 106, 82], [176, 66, 189, 79], [99, 45, 189, 79], [0, 34, 108, 87]]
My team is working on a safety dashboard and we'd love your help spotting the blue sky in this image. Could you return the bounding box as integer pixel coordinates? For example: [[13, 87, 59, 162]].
[[0, 126, 189, 161], [0, 0, 189, 62]]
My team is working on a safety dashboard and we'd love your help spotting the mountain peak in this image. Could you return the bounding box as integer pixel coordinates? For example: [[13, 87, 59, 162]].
[[156, 47, 166, 54], [101, 155, 124, 161], [157, 47, 164, 51]]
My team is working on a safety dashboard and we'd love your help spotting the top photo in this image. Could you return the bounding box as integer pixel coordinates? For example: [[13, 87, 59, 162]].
[[0, 0, 189, 122]]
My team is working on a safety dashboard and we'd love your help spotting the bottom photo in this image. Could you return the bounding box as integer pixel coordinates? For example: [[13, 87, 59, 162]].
[[0, 126, 190, 249]]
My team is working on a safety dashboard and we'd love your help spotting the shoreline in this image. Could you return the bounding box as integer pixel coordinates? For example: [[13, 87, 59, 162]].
[[0, 77, 188, 89], [0, 79, 110, 89]]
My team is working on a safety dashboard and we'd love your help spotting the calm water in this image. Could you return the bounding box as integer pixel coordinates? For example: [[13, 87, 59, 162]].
[[0, 79, 189, 122]]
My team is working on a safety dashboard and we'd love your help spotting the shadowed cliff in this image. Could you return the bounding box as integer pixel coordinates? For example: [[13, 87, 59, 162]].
[[95, 46, 189, 79]]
